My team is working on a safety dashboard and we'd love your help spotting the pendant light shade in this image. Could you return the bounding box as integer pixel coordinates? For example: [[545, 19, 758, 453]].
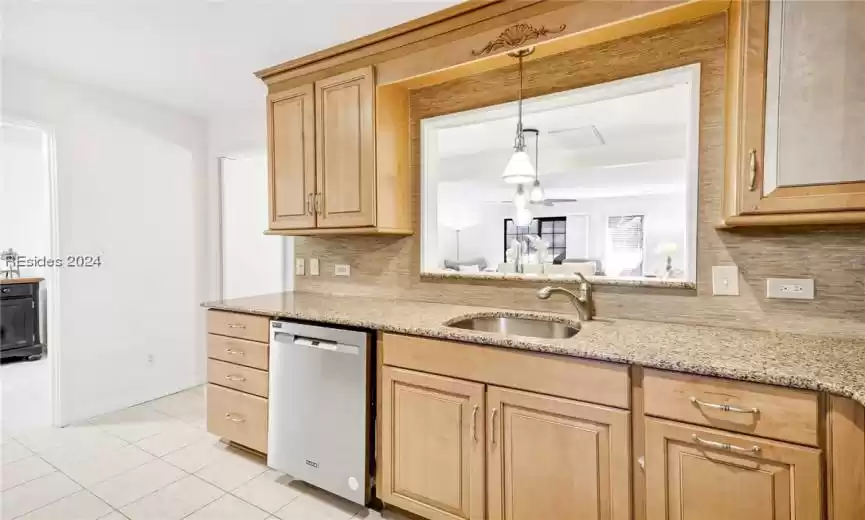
[[503, 151, 536, 184], [529, 179, 545, 203], [502, 48, 536, 185]]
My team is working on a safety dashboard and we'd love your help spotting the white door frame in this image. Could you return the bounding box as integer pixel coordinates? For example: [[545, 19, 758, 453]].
[[216, 153, 288, 299], [2, 117, 63, 427]]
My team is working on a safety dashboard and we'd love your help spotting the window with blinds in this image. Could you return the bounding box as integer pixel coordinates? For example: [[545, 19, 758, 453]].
[[605, 215, 644, 277]]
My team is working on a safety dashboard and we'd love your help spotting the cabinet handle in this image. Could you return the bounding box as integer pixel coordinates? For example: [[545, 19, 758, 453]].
[[489, 408, 497, 448], [638, 456, 645, 471], [470, 405, 479, 442], [224, 412, 246, 423], [748, 149, 758, 191], [307, 193, 314, 215], [690, 396, 759, 415], [227, 324, 246, 329], [225, 374, 246, 382], [224, 348, 245, 356], [314, 192, 322, 214], [692, 434, 761, 454]]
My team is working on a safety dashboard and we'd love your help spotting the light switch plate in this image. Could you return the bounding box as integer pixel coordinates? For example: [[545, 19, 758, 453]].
[[334, 264, 350, 277], [766, 278, 814, 300], [309, 258, 320, 276], [712, 265, 739, 296], [295, 258, 305, 276]]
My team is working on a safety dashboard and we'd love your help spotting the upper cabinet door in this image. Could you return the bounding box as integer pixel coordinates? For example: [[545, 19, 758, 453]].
[[486, 386, 631, 520], [645, 418, 822, 520], [267, 85, 316, 230], [315, 66, 377, 228], [380, 367, 486, 520], [726, 0, 865, 224]]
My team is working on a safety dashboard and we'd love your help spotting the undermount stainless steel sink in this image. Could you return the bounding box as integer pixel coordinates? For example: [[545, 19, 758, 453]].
[[447, 315, 580, 339]]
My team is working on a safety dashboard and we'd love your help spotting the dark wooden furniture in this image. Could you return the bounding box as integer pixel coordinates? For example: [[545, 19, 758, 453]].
[[1, 278, 45, 361]]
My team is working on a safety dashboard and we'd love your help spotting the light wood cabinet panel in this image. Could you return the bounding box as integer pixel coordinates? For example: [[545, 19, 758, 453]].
[[206, 310, 270, 343], [645, 418, 821, 520], [487, 386, 631, 520], [207, 384, 268, 454], [207, 358, 268, 398], [267, 84, 316, 230], [380, 367, 485, 520], [207, 334, 268, 371], [826, 396, 865, 520], [723, 0, 865, 226], [643, 369, 818, 446], [315, 66, 377, 229]]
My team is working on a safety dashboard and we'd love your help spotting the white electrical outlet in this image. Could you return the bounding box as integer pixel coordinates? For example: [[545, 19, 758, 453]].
[[767, 278, 814, 300], [334, 264, 350, 277], [295, 258, 305, 276], [309, 258, 320, 276], [712, 265, 739, 296]]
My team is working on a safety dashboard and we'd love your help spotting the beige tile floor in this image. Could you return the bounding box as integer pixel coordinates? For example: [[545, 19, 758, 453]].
[[0, 386, 409, 520]]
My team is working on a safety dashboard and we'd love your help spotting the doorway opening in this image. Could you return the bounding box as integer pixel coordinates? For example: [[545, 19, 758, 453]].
[[0, 118, 61, 434]]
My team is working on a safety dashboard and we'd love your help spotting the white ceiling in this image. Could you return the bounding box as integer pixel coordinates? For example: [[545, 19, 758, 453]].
[[1, 0, 460, 117]]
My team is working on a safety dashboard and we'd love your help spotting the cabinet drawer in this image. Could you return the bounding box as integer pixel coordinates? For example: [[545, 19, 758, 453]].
[[207, 310, 269, 342], [382, 333, 630, 409], [207, 384, 268, 453], [643, 369, 819, 446], [207, 334, 269, 370], [207, 359, 268, 398]]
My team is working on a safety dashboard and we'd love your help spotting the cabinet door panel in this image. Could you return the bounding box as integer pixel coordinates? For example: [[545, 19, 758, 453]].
[[380, 367, 485, 520], [268, 84, 316, 230], [645, 418, 821, 520], [487, 386, 631, 520], [315, 66, 376, 228]]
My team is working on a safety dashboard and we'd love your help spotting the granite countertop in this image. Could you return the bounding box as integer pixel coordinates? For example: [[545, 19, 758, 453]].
[[203, 291, 865, 407]]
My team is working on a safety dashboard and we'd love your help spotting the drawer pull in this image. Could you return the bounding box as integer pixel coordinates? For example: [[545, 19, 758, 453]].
[[224, 412, 246, 423], [224, 348, 245, 356], [227, 324, 246, 329], [225, 374, 246, 382], [470, 405, 479, 442], [692, 434, 761, 454], [489, 408, 498, 448], [690, 396, 759, 415]]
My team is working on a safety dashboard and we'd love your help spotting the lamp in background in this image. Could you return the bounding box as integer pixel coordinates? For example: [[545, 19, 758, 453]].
[[501, 48, 536, 185]]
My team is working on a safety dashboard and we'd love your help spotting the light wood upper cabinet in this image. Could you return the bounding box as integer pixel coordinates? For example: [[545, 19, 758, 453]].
[[267, 85, 316, 230], [315, 67, 376, 229], [645, 418, 822, 520], [487, 386, 631, 520], [724, 0, 865, 226], [264, 66, 411, 236], [380, 366, 485, 520]]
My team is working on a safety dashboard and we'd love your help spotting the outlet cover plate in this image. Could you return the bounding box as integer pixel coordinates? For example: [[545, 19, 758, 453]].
[[295, 258, 305, 276], [766, 278, 814, 300], [309, 258, 320, 276], [712, 265, 739, 296], [334, 264, 350, 277]]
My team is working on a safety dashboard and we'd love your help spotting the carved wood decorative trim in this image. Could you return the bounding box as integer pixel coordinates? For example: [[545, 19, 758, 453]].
[[471, 23, 567, 56]]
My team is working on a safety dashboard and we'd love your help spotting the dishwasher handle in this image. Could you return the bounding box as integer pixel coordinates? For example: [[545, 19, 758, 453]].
[[273, 331, 360, 355]]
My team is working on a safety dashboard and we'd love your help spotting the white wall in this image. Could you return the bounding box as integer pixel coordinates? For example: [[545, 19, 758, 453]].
[[2, 59, 209, 423], [207, 109, 294, 295], [0, 123, 51, 276]]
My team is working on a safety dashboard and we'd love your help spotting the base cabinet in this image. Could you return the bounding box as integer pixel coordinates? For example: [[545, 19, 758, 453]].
[[645, 418, 822, 520], [486, 386, 631, 520], [380, 367, 486, 520], [379, 363, 632, 520]]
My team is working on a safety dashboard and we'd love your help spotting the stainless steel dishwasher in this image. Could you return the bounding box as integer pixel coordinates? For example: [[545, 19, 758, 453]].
[[267, 320, 373, 506]]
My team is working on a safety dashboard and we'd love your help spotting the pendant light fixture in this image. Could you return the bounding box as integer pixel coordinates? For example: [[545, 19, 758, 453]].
[[501, 48, 536, 185], [522, 128, 545, 203]]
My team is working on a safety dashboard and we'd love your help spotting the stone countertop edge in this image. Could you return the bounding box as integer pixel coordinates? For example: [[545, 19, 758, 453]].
[[203, 299, 865, 408]]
